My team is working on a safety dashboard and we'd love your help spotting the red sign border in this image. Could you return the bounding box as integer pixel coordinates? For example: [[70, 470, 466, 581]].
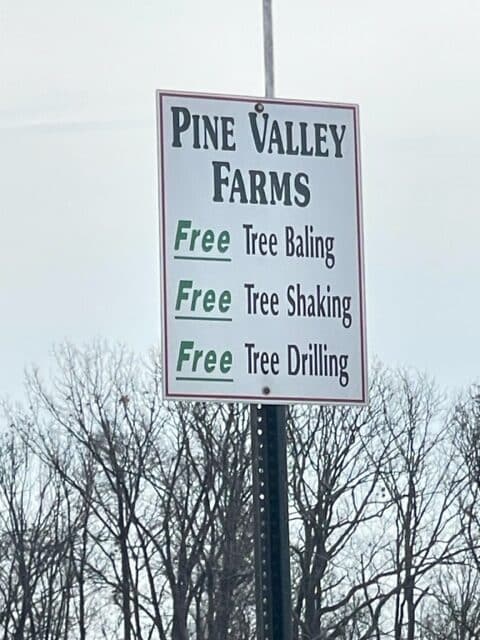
[[156, 90, 367, 406]]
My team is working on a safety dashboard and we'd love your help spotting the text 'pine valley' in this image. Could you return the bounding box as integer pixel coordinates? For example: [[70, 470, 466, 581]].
[[170, 106, 348, 207]]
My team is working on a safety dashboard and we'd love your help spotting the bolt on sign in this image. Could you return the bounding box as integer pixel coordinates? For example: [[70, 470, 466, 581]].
[[156, 91, 367, 405]]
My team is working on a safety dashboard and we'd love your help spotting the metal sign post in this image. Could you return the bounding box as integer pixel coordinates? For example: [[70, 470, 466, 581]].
[[250, 5, 293, 640], [262, 0, 275, 99], [251, 404, 292, 640]]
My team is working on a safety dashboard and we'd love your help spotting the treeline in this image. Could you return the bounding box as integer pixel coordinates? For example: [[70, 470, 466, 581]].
[[1, 344, 479, 639]]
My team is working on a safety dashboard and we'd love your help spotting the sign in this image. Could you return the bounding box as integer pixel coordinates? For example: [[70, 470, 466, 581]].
[[156, 91, 367, 404]]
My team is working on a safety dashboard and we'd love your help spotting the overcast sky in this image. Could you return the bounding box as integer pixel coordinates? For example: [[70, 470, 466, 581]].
[[1, 0, 479, 399]]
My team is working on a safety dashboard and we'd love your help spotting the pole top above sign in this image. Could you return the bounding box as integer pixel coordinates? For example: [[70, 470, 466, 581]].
[[156, 90, 367, 405]]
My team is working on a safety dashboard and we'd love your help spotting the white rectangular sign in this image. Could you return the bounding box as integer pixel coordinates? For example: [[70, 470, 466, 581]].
[[156, 91, 367, 405]]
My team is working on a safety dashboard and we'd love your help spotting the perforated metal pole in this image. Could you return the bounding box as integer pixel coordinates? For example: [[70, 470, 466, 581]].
[[250, 4, 292, 639], [251, 404, 292, 640]]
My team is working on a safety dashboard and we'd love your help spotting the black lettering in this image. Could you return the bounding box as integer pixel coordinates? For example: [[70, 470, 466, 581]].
[[270, 172, 292, 206], [222, 117, 236, 151], [287, 344, 300, 375], [294, 173, 310, 207], [249, 170, 268, 204], [171, 106, 191, 148], [192, 114, 201, 148], [285, 121, 299, 155], [248, 112, 269, 152], [268, 120, 285, 154], [330, 124, 347, 158], [314, 123, 329, 157], [212, 161, 230, 202], [230, 169, 248, 203], [202, 115, 219, 149]]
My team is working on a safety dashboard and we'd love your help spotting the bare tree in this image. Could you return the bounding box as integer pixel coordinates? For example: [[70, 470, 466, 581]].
[[287, 368, 397, 640], [375, 371, 466, 640], [137, 401, 254, 640], [287, 369, 467, 640], [3, 344, 474, 640], [451, 386, 480, 570], [16, 343, 166, 640], [418, 562, 480, 640], [8, 343, 255, 640], [0, 427, 84, 639]]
